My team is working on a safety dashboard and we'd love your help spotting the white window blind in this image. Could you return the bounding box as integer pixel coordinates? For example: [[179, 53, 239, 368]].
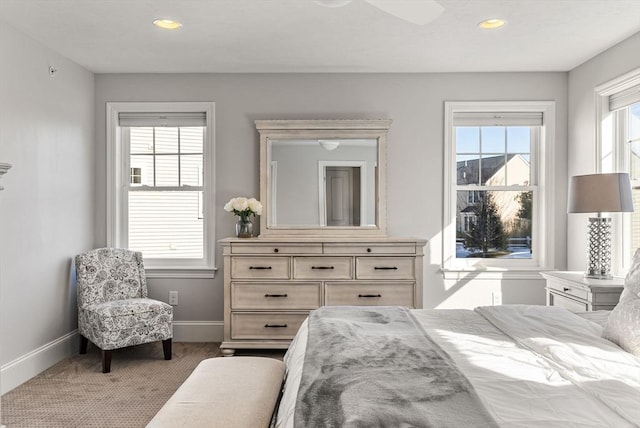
[[119, 112, 207, 127], [609, 85, 640, 112], [452, 112, 543, 127]]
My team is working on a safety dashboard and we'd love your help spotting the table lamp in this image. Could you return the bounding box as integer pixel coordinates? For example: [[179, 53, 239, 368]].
[[568, 172, 633, 279]]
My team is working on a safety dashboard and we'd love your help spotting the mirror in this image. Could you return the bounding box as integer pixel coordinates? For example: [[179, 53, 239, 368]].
[[256, 119, 391, 237]]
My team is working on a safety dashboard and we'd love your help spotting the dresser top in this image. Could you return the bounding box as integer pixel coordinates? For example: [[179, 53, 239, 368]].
[[219, 236, 427, 245], [541, 271, 625, 291]]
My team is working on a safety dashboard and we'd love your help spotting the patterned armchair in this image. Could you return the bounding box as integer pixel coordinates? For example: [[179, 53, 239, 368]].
[[75, 248, 173, 373]]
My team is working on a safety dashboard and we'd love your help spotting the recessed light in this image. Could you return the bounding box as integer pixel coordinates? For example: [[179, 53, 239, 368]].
[[478, 18, 506, 30], [153, 19, 182, 30]]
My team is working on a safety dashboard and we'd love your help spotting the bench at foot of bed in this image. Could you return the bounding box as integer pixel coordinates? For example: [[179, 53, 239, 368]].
[[146, 356, 285, 428]]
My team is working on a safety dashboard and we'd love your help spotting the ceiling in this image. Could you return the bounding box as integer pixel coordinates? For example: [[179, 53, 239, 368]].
[[1, 0, 639, 74]]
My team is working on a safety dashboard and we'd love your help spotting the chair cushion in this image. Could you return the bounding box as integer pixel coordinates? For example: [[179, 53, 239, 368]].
[[603, 248, 640, 357], [79, 298, 173, 350]]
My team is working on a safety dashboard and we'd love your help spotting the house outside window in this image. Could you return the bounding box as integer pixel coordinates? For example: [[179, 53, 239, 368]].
[[443, 101, 555, 273], [106, 102, 216, 277], [596, 69, 640, 274]]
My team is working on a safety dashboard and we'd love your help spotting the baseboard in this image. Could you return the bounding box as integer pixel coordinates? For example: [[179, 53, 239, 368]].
[[1, 330, 79, 395], [172, 321, 223, 342], [0, 321, 223, 395]]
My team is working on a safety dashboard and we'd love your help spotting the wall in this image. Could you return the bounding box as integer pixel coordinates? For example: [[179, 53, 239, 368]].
[[567, 32, 640, 272], [0, 23, 95, 393], [94, 71, 568, 322]]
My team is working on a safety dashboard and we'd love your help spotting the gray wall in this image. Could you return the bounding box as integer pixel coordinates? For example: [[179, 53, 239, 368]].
[[94, 71, 569, 319], [0, 23, 95, 373], [567, 32, 640, 272]]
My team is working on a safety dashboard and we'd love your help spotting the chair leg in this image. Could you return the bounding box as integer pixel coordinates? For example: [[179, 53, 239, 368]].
[[102, 350, 112, 373], [162, 338, 172, 360], [79, 335, 89, 354]]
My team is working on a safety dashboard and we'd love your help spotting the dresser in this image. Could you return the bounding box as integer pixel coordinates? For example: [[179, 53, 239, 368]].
[[541, 271, 624, 312], [219, 237, 426, 355]]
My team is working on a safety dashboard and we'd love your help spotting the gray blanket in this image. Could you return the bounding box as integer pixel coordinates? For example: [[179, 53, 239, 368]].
[[294, 306, 498, 428]]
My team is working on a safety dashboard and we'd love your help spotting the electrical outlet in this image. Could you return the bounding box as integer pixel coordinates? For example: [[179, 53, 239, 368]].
[[492, 291, 502, 306], [169, 291, 179, 306]]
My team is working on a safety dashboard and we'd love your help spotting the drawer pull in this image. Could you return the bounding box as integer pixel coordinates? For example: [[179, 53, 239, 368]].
[[264, 324, 288, 328], [249, 266, 272, 270], [311, 266, 335, 270], [273, 248, 279, 253], [358, 294, 382, 298], [563, 287, 570, 292], [374, 266, 398, 270], [264, 293, 288, 298], [366, 248, 372, 253]]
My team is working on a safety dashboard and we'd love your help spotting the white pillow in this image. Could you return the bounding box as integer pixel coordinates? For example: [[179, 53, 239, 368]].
[[603, 248, 640, 357]]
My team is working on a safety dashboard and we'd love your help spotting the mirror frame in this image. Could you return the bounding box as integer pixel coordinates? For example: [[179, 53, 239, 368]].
[[256, 119, 391, 237]]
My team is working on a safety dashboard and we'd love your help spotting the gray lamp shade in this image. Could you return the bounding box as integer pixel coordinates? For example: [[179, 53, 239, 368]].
[[568, 173, 634, 213]]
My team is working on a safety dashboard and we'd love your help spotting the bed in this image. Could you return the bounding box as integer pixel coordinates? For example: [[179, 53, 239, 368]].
[[273, 257, 640, 428]]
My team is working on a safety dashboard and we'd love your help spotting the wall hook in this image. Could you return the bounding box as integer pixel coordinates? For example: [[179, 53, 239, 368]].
[[48, 66, 58, 77]]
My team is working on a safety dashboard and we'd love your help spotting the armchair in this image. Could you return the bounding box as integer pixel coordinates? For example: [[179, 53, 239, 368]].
[[75, 248, 173, 373]]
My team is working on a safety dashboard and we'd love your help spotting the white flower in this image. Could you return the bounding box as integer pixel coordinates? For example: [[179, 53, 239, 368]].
[[248, 198, 263, 216], [224, 196, 262, 216], [232, 197, 249, 212]]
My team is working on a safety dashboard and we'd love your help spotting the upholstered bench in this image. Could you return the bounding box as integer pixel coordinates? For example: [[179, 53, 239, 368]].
[[147, 356, 285, 428]]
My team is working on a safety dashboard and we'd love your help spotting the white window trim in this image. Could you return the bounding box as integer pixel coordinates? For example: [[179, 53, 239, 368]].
[[442, 101, 555, 276], [106, 101, 217, 278], [595, 67, 640, 275]]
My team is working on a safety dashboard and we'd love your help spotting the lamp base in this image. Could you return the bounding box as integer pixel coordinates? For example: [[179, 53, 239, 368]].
[[585, 217, 612, 280], [584, 272, 613, 280]]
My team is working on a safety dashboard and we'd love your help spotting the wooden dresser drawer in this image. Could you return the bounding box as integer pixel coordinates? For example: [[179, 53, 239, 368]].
[[293, 257, 352, 279], [548, 292, 589, 313], [231, 312, 308, 340], [325, 283, 415, 307], [356, 257, 415, 280], [324, 243, 416, 255], [231, 243, 322, 255], [231, 282, 321, 310], [546, 282, 589, 301], [231, 257, 290, 279]]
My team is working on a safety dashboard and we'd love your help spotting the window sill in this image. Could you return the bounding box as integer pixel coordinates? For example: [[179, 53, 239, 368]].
[[145, 267, 218, 279], [441, 268, 554, 280]]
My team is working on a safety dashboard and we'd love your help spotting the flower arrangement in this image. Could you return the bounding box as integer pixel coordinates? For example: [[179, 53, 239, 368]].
[[224, 197, 263, 223]]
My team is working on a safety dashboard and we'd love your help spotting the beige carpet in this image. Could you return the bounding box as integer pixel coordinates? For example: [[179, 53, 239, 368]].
[[1, 342, 285, 428]]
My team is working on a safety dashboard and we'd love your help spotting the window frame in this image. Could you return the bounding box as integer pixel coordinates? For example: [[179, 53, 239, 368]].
[[443, 101, 555, 277], [596, 68, 640, 275], [106, 102, 216, 278]]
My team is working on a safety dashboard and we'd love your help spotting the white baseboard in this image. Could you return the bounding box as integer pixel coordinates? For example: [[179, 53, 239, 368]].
[[172, 321, 223, 342], [0, 321, 223, 395], [1, 330, 79, 395]]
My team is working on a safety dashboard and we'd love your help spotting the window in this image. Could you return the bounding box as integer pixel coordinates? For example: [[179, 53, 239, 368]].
[[597, 69, 640, 273], [106, 102, 216, 277], [443, 101, 555, 273]]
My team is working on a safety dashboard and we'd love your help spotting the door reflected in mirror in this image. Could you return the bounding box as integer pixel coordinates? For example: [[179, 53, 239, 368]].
[[269, 139, 377, 228]]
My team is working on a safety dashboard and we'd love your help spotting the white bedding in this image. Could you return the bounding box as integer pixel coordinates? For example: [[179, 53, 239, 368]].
[[275, 306, 640, 428]]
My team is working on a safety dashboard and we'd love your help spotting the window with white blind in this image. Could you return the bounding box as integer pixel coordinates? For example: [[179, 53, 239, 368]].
[[106, 102, 216, 277], [597, 68, 640, 274], [443, 101, 555, 275]]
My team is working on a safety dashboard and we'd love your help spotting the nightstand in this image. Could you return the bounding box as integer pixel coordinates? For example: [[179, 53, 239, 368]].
[[541, 271, 624, 312]]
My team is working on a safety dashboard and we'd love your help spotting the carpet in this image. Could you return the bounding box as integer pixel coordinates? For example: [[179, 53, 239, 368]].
[[1, 342, 284, 428]]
